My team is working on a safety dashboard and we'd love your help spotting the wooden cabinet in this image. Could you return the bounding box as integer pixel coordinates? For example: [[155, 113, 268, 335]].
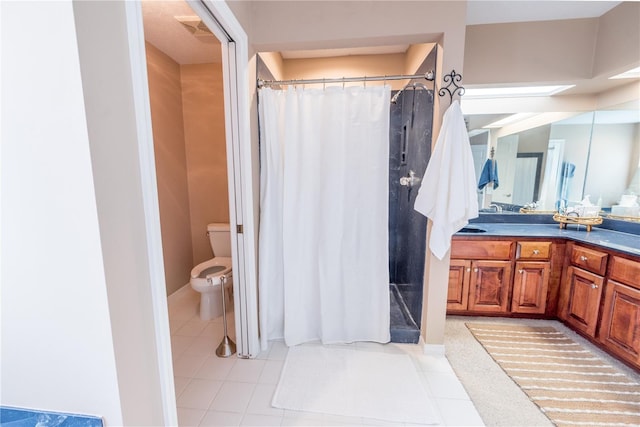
[[512, 261, 551, 314], [559, 243, 608, 337], [511, 241, 552, 314], [560, 265, 605, 336], [448, 240, 514, 314], [448, 239, 555, 315], [467, 260, 512, 312], [449, 235, 640, 370], [447, 259, 470, 310], [598, 256, 640, 367]]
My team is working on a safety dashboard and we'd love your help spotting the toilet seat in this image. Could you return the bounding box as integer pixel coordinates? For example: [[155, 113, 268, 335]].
[[190, 256, 233, 320], [190, 257, 232, 287]]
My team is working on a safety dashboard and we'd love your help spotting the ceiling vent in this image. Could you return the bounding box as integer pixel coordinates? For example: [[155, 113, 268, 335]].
[[175, 16, 213, 37]]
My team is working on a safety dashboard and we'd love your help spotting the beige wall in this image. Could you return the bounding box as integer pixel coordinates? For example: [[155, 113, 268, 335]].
[[146, 45, 229, 292], [258, 51, 285, 80], [145, 42, 194, 296], [464, 2, 640, 87], [464, 18, 598, 85], [282, 53, 406, 88], [594, 2, 640, 77], [181, 63, 230, 265], [245, 1, 467, 98]]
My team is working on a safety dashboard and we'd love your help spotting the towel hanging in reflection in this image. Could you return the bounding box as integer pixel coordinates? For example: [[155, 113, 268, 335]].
[[413, 100, 479, 260], [478, 159, 499, 190]]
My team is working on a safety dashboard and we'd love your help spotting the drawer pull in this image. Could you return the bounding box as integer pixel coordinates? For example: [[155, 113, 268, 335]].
[[466, 268, 471, 272], [591, 283, 598, 289], [519, 269, 524, 274], [580, 255, 588, 262], [474, 268, 478, 273], [532, 249, 540, 255]]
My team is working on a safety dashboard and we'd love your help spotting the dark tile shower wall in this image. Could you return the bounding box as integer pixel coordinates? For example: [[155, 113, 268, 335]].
[[389, 88, 433, 343]]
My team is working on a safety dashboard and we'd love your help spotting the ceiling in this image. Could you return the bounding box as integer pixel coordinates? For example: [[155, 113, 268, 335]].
[[465, 1, 621, 25], [141, 1, 622, 64], [141, 0, 222, 65]]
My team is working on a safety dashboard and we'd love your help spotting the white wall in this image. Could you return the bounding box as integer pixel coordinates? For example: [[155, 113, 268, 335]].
[[1, 1, 123, 423], [73, 1, 170, 424], [1, 1, 173, 425], [585, 123, 638, 206]]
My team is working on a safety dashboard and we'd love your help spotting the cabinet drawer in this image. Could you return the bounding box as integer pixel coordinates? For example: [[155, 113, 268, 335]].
[[570, 245, 608, 275], [451, 240, 513, 260], [609, 256, 640, 289], [517, 241, 551, 260]]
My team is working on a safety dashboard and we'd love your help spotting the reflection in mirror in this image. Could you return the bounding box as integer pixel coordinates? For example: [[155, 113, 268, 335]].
[[586, 110, 640, 218], [467, 106, 640, 221]]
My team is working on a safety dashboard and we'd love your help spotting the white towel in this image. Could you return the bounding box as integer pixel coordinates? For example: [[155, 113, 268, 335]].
[[413, 100, 478, 260]]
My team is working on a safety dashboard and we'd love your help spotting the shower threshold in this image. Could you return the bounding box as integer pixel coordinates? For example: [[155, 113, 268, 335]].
[[389, 283, 420, 344]]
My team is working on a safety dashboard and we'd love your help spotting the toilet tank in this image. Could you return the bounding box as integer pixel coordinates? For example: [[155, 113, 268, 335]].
[[207, 223, 231, 257]]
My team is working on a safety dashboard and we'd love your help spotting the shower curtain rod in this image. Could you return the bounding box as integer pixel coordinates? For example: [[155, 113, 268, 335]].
[[257, 71, 435, 88]]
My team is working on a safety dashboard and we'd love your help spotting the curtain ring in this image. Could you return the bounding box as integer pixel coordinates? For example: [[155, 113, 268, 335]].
[[383, 75, 387, 86], [323, 78, 326, 90], [363, 76, 367, 88], [342, 78, 345, 89]]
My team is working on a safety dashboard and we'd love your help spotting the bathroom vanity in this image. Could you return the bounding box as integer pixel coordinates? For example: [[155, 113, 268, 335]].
[[449, 221, 640, 371]]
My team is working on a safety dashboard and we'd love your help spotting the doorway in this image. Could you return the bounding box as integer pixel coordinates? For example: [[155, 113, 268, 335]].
[[125, 1, 256, 423], [513, 152, 543, 205], [142, 1, 229, 297], [138, 0, 259, 361]]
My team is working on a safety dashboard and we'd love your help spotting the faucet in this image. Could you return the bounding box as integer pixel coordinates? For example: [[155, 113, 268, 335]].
[[399, 170, 421, 187], [489, 204, 503, 213]]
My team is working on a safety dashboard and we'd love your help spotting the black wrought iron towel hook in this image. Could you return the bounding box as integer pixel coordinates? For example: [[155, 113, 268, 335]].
[[439, 70, 465, 103]]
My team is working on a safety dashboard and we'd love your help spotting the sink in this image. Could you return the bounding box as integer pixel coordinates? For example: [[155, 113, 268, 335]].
[[458, 226, 486, 233]]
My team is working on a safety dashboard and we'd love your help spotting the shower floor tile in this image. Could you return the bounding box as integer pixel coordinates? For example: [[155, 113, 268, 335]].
[[169, 286, 484, 426]]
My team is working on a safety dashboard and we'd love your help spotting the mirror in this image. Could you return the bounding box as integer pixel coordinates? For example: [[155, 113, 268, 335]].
[[466, 104, 640, 220]]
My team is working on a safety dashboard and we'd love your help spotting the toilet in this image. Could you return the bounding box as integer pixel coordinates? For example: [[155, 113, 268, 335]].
[[190, 223, 233, 321]]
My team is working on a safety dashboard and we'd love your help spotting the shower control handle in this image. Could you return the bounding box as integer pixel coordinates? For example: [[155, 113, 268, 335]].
[[399, 170, 421, 187]]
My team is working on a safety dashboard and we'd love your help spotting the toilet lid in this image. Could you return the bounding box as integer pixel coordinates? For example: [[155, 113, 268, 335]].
[[197, 265, 227, 279]]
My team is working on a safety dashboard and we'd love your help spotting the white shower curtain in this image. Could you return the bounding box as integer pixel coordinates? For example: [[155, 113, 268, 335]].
[[258, 85, 391, 348]]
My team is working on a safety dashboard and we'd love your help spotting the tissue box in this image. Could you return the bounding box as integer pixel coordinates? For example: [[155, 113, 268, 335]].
[[611, 205, 640, 217], [575, 206, 600, 217]]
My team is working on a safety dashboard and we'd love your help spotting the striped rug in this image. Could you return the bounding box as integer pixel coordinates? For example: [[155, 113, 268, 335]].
[[466, 323, 640, 427]]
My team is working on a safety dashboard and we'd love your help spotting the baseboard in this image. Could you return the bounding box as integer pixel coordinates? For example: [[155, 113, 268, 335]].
[[422, 343, 446, 356], [167, 282, 191, 304]]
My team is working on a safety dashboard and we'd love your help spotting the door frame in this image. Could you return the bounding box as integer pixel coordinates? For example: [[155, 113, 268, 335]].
[[124, 1, 257, 424], [514, 152, 543, 204], [187, 0, 259, 358]]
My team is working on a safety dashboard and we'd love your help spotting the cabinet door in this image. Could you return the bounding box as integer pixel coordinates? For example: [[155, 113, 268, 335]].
[[512, 261, 550, 314], [560, 266, 605, 337], [598, 280, 640, 368], [468, 260, 512, 313], [448, 259, 470, 311]]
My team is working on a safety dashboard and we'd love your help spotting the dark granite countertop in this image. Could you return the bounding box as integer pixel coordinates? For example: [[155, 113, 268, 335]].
[[455, 223, 640, 257]]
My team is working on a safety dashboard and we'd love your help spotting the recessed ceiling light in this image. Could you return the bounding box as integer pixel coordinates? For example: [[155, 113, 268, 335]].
[[484, 113, 537, 128], [610, 66, 640, 79], [464, 85, 574, 98]]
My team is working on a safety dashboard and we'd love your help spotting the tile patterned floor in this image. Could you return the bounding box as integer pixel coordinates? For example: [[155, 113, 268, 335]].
[[169, 287, 484, 426]]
